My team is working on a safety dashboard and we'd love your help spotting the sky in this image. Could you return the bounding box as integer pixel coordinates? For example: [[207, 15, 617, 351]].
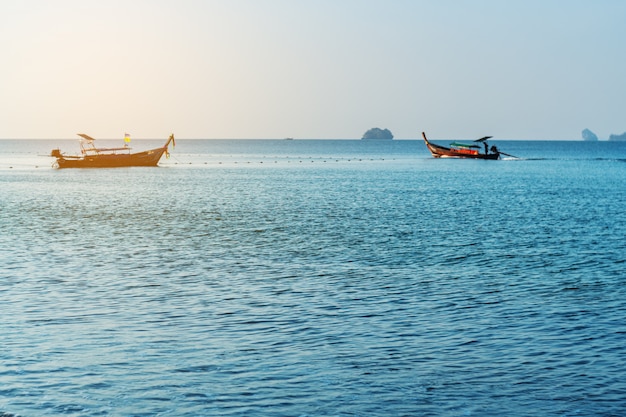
[[1, 0, 625, 140]]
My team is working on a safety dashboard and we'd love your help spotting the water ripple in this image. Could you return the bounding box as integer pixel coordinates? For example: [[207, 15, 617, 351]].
[[1, 142, 626, 416]]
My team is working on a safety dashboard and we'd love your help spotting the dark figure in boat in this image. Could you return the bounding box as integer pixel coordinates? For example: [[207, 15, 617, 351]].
[[483, 142, 500, 156]]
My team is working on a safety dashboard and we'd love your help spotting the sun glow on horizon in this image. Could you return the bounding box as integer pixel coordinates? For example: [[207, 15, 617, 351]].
[[1, 0, 626, 140]]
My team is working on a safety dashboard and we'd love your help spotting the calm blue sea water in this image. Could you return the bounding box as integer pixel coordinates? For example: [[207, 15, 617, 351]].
[[1, 139, 625, 416]]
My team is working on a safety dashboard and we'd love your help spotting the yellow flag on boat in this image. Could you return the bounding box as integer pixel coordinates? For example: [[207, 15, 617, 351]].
[[124, 133, 131, 144]]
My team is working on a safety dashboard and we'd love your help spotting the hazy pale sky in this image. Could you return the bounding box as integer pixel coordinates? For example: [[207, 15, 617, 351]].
[[1, 0, 625, 139]]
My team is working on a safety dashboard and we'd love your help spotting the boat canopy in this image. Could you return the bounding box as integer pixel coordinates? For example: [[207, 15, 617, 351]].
[[77, 133, 96, 142], [450, 142, 480, 149]]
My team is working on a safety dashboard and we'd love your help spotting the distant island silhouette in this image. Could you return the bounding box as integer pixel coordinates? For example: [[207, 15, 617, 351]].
[[582, 128, 626, 141], [362, 128, 393, 140], [581, 129, 598, 141]]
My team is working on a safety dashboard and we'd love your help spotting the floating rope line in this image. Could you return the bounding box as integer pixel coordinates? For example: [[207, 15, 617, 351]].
[[161, 155, 393, 165]]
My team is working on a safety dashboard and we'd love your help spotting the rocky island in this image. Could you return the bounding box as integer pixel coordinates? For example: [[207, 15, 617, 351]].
[[582, 128, 626, 141], [581, 129, 598, 141], [609, 132, 626, 141], [362, 128, 393, 140]]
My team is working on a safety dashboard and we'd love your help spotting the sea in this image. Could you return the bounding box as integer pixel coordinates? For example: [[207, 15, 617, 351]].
[[1, 138, 625, 417]]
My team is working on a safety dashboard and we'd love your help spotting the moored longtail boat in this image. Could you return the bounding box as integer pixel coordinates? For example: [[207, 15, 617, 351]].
[[51, 133, 175, 168], [422, 132, 500, 160]]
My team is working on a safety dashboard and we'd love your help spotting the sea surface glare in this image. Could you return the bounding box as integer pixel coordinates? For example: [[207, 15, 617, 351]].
[[1, 139, 625, 416]]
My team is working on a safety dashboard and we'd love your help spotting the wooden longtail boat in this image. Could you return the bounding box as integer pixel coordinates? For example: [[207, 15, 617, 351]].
[[422, 132, 500, 160], [51, 134, 175, 168]]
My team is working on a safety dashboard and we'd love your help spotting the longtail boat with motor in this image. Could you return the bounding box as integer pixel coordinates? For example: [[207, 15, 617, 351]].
[[422, 132, 514, 160], [51, 133, 175, 168]]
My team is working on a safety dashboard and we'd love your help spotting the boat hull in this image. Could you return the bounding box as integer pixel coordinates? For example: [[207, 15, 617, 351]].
[[55, 148, 167, 168], [422, 132, 500, 160]]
